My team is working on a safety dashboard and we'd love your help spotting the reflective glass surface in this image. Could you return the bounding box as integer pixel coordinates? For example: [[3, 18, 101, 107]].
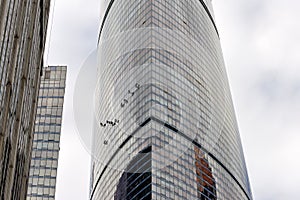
[[91, 1, 252, 200]]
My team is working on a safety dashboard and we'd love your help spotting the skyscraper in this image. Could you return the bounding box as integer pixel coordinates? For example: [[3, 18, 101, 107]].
[[0, 0, 51, 199], [90, 1, 252, 200], [27, 66, 66, 200]]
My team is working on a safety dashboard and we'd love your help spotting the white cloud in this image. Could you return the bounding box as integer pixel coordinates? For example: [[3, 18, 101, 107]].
[[214, 0, 300, 199], [46, 0, 101, 199]]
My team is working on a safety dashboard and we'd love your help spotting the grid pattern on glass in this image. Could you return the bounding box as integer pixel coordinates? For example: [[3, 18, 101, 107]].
[[91, 0, 252, 200], [194, 145, 217, 200], [0, 0, 51, 199], [115, 146, 152, 200], [26, 66, 66, 200]]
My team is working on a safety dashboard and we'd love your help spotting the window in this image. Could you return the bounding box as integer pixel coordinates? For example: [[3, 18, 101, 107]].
[[45, 71, 51, 79]]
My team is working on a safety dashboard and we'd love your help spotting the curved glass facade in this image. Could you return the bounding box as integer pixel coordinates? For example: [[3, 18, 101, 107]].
[[91, 0, 252, 199]]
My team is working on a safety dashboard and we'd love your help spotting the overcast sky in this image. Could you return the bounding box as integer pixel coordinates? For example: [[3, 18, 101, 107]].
[[45, 0, 300, 199]]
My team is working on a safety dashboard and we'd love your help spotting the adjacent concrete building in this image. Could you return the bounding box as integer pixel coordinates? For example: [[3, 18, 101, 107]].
[[27, 66, 66, 200], [91, 0, 252, 200], [0, 0, 51, 199]]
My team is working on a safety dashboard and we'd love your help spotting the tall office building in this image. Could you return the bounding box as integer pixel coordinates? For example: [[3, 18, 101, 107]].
[[0, 0, 51, 199], [90, 1, 252, 200], [27, 66, 66, 200]]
